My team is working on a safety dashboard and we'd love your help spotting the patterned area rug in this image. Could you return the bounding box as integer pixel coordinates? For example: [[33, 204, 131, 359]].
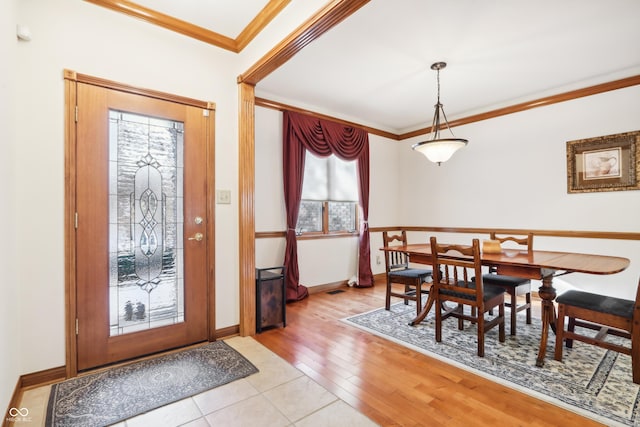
[[344, 302, 640, 426], [45, 341, 258, 427]]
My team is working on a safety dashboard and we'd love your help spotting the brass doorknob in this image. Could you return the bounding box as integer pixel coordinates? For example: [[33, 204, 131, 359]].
[[188, 232, 204, 241]]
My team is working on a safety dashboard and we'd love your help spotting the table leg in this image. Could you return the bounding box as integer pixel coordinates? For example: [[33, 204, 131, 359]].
[[536, 272, 557, 367], [409, 288, 435, 326]]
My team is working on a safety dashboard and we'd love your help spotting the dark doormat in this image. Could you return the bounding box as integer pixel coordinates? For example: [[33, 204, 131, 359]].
[[45, 341, 258, 427]]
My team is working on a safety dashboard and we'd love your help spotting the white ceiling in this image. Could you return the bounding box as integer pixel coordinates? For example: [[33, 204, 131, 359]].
[[132, 0, 271, 38], [256, 0, 640, 134], [107, 0, 640, 135]]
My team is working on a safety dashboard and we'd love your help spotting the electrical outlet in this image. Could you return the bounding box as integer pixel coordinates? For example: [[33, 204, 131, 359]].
[[216, 190, 231, 204], [376, 255, 381, 265]]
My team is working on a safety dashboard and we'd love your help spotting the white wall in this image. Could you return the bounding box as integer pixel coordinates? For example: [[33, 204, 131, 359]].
[[254, 107, 360, 284], [367, 134, 403, 276], [255, 87, 640, 299], [398, 86, 640, 298], [1, 0, 21, 414], [13, 0, 241, 377], [7, 0, 328, 405]]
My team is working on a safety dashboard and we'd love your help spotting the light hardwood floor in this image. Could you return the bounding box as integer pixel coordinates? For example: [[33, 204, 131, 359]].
[[254, 279, 605, 427], [17, 280, 606, 426]]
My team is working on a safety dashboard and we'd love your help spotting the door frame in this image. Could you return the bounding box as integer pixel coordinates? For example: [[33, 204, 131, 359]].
[[64, 70, 216, 377]]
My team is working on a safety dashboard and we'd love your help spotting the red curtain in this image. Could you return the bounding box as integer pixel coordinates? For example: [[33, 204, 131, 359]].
[[283, 111, 374, 302]]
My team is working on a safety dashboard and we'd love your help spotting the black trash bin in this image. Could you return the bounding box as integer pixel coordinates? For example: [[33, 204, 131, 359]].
[[255, 266, 286, 333]]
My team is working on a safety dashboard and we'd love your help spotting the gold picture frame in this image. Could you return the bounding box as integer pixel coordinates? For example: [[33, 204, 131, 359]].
[[567, 130, 640, 193]]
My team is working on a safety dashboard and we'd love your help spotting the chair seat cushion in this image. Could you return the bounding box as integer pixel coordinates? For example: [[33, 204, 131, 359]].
[[440, 282, 506, 302], [479, 274, 530, 287], [556, 290, 634, 319], [388, 268, 432, 280]]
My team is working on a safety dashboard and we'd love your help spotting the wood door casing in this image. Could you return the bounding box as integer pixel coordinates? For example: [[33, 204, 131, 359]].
[[73, 81, 214, 371]]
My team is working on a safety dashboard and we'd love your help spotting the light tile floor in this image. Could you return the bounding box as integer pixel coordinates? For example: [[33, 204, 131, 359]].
[[18, 336, 378, 427]]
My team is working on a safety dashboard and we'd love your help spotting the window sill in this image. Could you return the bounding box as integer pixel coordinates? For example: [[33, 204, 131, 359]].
[[297, 231, 359, 240]]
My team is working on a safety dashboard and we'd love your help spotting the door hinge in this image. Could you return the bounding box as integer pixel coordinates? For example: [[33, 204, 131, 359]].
[[75, 105, 78, 122], [75, 212, 78, 229], [75, 318, 79, 335]]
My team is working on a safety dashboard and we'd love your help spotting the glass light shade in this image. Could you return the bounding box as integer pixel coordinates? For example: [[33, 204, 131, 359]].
[[412, 138, 468, 165], [413, 62, 468, 165]]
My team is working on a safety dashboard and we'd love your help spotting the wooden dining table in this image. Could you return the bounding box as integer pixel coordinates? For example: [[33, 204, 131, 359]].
[[381, 243, 630, 367]]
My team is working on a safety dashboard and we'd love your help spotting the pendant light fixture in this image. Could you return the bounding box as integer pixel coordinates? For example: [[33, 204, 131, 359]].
[[412, 62, 468, 165]]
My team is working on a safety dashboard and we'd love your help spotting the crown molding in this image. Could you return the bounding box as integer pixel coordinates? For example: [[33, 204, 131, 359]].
[[83, 0, 290, 53]]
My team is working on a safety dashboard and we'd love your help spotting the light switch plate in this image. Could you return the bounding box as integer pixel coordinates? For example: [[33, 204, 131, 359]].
[[216, 190, 231, 204]]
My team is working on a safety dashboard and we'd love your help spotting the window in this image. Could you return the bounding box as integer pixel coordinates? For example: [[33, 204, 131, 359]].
[[296, 151, 358, 236]]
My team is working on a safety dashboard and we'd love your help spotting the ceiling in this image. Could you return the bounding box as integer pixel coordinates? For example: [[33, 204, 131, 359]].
[[131, 0, 272, 38], [88, 0, 640, 136]]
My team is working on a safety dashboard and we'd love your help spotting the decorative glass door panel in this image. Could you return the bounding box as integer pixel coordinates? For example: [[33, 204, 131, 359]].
[[108, 111, 185, 336], [74, 81, 212, 371]]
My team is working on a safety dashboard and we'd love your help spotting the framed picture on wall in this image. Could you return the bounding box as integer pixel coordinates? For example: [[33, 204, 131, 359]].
[[567, 130, 640, 193]]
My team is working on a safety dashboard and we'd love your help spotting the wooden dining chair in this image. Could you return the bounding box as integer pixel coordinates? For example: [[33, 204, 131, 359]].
[[480, 232, 533, 335], [383, 231, 433, 316], [430, 237, 506, 357], [554, 278, 640, 384]]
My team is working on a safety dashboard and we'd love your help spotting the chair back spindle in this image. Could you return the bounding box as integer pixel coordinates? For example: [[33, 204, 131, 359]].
[[430, 236, 506, 357], [482, 232, 534, 335], [432, 239, 484, 307], [382, 231, 433, 316], [383, 231, 410, 270]]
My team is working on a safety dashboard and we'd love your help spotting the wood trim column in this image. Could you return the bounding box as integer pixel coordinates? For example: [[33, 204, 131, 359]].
[[64, 70, 79, 377], [238, 82, 256, 336], [237, 0, 370, 336]]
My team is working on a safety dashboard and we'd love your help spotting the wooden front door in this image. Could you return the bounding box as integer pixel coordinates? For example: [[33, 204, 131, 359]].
[[71, 78, 214, 371]]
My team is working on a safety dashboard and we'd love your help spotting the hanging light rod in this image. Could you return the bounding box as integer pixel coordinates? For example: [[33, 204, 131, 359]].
[[412, 62, 468, 165]]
